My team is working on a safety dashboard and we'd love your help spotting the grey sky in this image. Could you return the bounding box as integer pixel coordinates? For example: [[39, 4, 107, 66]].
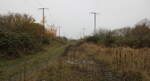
[[0, 0, 150, 39]]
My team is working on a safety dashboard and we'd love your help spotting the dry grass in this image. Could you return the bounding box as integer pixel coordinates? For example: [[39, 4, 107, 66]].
[[37, 42, 150, 81]]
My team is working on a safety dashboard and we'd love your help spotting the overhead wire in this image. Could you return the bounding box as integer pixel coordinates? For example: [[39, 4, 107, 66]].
[[24, 0, 55, 26]]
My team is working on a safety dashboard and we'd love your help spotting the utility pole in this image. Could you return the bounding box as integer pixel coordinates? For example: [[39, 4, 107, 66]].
[[58, 26, 61, 37], [39, 8, 49, 41], [90, 12, 99, 34], [82, 27, 86, 38], [39, 8, 49, 28]]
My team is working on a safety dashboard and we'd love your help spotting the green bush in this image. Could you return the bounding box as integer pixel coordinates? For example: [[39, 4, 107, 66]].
[[85, 24, 150, 48], [0, 13, 54, 59], [85, 35, 100, 44], [85, 30, 117, 47], [0, 29, 40, 58]]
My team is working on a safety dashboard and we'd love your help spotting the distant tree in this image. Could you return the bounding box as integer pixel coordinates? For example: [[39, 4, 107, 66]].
[[126, 24, 150, 48], [85, 23, 150, 48]]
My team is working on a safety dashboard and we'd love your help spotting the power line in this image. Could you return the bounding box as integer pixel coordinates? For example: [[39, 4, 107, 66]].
[[35, 0, 49, 7], [24, 0, 37, 8], [35, 0, 45, 7], [42, 0, 51, 6]]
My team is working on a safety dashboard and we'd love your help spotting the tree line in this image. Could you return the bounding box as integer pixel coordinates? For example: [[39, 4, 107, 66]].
[[85, 22, 150, 48]]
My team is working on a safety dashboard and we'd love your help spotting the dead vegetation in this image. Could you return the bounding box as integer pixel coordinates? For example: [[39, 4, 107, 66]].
[[37, 42, 150, 81]]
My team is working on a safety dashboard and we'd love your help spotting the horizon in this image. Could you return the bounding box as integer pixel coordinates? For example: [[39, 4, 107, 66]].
[[0, 0, 150, 39]]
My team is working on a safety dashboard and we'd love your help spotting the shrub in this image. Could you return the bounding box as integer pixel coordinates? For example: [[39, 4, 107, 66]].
[[0, 13, 54, 59], [0, 29, 40, 58], [85, 23, 150, 48]]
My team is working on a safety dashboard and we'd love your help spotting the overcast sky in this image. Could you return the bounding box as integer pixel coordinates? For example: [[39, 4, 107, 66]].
[[0, 0, 150, 39]]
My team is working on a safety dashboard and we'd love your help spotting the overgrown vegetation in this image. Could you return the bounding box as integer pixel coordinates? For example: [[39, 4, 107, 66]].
[[38, 43, 150, 81], [36, 20, 150, 81], [1, 13, 150, 81], [0, 13, 57, 59], [85, 24, 150, 48]]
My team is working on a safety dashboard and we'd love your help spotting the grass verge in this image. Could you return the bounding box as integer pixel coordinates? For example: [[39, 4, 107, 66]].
[[0, 42, 67, 80]]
